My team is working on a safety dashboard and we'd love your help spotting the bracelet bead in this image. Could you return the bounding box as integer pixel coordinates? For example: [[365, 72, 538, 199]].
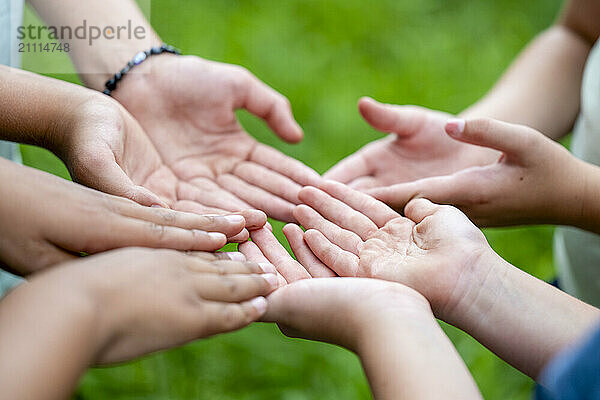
[[102, 44, 181, 96]]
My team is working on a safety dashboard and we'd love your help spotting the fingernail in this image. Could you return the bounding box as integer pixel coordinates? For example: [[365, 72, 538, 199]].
[[208, 232, 227, 241], [259, 262, 277, 274], [263, 273, 278, 287], [446, 118, 465, 137], [224, 215, 245, 224], [250, 296, 268, 314], [227, 252, 246, 261]]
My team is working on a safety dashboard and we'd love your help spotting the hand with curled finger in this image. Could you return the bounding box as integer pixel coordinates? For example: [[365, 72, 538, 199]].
[[0, 248, 279, 400]]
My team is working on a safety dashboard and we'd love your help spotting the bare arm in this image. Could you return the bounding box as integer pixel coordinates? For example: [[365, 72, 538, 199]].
[[294, 182, 600, 379], [462, 0, 600, 139], [240, 231, 482, 400], [357, 308, 482, 400], [27, 0, 161, 90], [0, 249, 271, 400]]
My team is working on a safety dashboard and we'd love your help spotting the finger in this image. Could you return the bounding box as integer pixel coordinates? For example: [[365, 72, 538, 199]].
[[217, 174, 296, 222], [228, 229, 250, 243], [233, 161, 302, 204], [186, 251, 246, 262], [200, 297, 267, 336], [250, 144, 322, 187], [404, 198, 442, 223], [282, 224, 336, 277], [113, 201, 246, 238], [218, 251, 246, 261], [298, 186, 378, 240], [179, 179, 253, 212], [249, 228, 311, 282], [173, 200, 233, 216], [89, 220, 228, 253], [320, 180, 399, 227], [73, 147, 168, 208], [367, 170, 489, 213], [445, 118, 535, 161], [347, 176, 379, 190], [322, 152, 371, 184], [193, 272, 277, 302], [240, 72, 304, 143], [238, 241, 283, 280], [304, 229, 360, 276], [184, 251, 225, 261], [358, 97, 428, 138], [238, 210, 268, 230], [293, 205, 363, 254], [184, 257, 263, 275], [171, 205, 267, 232]]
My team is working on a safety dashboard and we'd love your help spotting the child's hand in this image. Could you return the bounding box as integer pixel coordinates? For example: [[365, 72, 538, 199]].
[[0, 160, 265, 275], [368, 118, 592, 229], [239, 227, 335, 286], [294, 181, 497, 322], [46, 248, 277, 364], [263, 277, 432, 351], [0, 248, 277, 399], [238, 228, 432, 349]]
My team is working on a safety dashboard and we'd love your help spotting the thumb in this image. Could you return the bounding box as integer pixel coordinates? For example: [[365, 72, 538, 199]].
[[241, 70, 304, 143], [358, 97, 428, 137], [72, 150, 168, 208], [367, 172, 484, 214], [445, 118, 536, 161]]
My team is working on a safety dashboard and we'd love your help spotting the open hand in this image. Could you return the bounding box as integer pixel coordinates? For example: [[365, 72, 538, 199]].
[[294, 180, 497, 322], [111, 55, 322, 222], [324, 98, 498, 189]]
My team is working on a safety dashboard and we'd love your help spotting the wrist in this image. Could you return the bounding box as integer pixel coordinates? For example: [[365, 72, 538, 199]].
[[55, 92, 122, 161], [438, 248, 508, 329], [353, 287, 435, 354], [108, 52, 180, 109], [567, 159, 600, 233]]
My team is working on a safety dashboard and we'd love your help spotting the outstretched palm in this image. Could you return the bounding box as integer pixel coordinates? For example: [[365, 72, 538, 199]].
[[113, 55, 321, 222], [324, 97, 498, 190]]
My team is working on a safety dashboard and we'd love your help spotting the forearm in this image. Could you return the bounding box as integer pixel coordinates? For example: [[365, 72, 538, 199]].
[[0, 66, 98, 151], [461, 25, 590, 139], [0, 277, 99, 400], [28, 0, 161, 90], [452, 253, 600, 379], [357, 312, 482, 400]]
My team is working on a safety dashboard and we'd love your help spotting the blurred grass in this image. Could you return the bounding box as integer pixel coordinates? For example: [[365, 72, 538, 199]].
[[21, 0, 562, 399]]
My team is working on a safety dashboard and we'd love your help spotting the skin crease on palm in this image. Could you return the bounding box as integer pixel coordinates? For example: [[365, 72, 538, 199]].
[[324, 97, 500, 190], [109, 55, 323, 224], [289, 180, 494, 321]]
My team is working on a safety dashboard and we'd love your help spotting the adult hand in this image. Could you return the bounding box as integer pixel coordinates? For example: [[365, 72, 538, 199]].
[[324, 97, 498, 189], [294, 180, 497, 322], [0, 159, 254, 276], [111, 55, 322, 222], [368, 118, 596, 229]]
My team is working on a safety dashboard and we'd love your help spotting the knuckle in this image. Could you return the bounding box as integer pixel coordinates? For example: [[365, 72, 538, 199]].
[[221, 306, 243, 330], [222, 276, 239, 296], [147, 222, 168, 242], [155, 209, 176, 224]]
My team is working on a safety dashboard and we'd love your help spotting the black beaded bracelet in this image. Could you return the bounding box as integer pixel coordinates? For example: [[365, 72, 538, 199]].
[[102, 44, 181, 96]]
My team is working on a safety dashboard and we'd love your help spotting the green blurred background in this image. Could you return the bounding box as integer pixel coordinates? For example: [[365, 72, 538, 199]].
[[21, 0, 563, 398]]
